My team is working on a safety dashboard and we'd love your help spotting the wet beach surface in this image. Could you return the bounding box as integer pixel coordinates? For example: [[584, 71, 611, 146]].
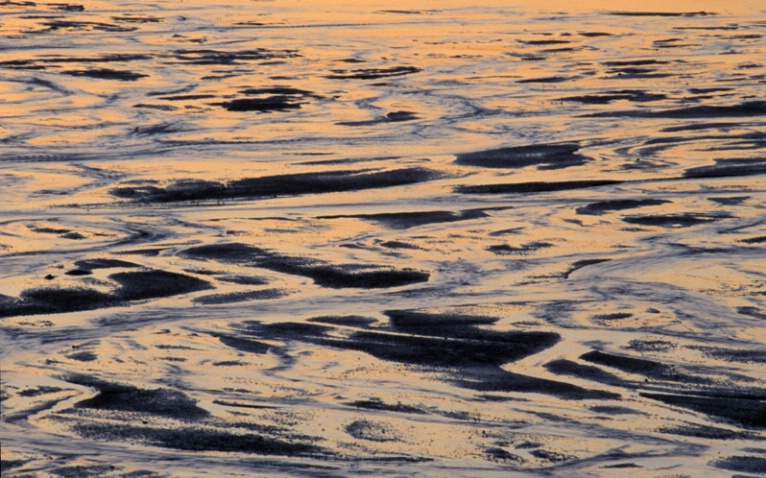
[[1, 0, 765, 476]]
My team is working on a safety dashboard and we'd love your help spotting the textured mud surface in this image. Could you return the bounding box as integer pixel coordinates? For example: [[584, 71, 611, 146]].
[[1, 0, 765, 477]]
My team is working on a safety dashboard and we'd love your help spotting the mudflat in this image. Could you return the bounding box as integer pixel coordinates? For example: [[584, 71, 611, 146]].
[[1, 1, 765, 477]]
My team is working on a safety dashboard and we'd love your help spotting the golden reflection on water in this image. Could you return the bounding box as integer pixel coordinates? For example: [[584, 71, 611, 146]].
[[1, 0, 765, 476]]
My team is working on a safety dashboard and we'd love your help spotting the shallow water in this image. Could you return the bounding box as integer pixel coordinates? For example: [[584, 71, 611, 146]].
[[1, 1, 765, 477]]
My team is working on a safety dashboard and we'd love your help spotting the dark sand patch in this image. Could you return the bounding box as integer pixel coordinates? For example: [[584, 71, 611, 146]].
[[346, 398, 427, 414], [517, 76, 574, 84], [68, 375, 209, 421], [607, 11, 716, 17], [737, 307, 766, 319], [684, 158, 766, 179], [319, 209, 489, 229], [217, 335, 271, 354], [485, 447, 525, 464], [659, 423, 759, 440], [193, 289, 287, 304], [67, 351, 97, 362], [576, 199, 670, 216], [662, 121, 742, 132], [559, 90, 666, 104], [227, 168, 440, 198], [688, 346, 766, 363], [217, 96, 303, 112], [0, 287, 116, 318], [487, 241, 553, 255], [112, 168, 441, 203], [217, 275, 269, 285], [641, 393, 766, 428], [580, 350, 710, 384], [74, 258, 141, 270], [50, 464, 117, 478], [544, 359, 623, 385], [711, 456, 766, 473], [456, 143, 590, 170], [562, 259, 611, 279], [226, 316, 614, 399], [171, 48, 300, 65], [346, 419, 401, 442], [65, 268, 92, 276], [37, 20, 137, 33], [308, 315, 377, 327], [709, 196, 749, 205], [583, 100, 766, 118], [589, 405, 642, 415], [234, 316, 557, 367], [380, 240, 421, 250], [385, 309, 498, 328], [529, 449, 578, 463], [0, 269, 212, 318], [111, 270, 213, 301], [452, 367, 620, 400], [739, 236, 766, 245], [590, 312, 633, 325], [326, 66, 421, 80], [622, 213, 733, 228], [18, 386, 65, 397], [626, 339, 676, 353], [71, 422, 322, 455], [62, 68, 147, 81], [181, 243, 430, 289], [1, 459, 28, 473], [456, 180, 622, 195]]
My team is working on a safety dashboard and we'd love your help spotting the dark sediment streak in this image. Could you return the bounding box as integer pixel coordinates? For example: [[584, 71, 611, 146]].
[[582, 101, 766, 118], [326, 66, 421, 80], [456, 180, 622, 195], [0, 270, 213, 318], [641, 393, 766, 429], [576, 199, 670, 215], [455, 143, 590, 170], [318, 209, 489, 229], [181, 243, 430, 289], [111, 168, 441, 203], [622, 213, 733, 228], [68, 375, 209, 420]]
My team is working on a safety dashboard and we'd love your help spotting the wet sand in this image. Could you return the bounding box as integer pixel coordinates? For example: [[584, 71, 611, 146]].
[[1, 0, 765, 476]]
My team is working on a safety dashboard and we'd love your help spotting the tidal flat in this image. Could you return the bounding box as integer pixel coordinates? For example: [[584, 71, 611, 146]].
[[1, 0, 765, 476]]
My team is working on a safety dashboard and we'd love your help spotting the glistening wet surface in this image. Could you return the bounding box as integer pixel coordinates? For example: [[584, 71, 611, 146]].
[[1, 0, 765, 476]]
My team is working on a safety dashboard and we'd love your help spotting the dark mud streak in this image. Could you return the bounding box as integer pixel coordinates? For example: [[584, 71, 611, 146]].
[[181, 243, 430, 289], [583, 101, 766, 118], [111, 168, 442, 203], [61, 68, 148, 81], [456, 144, 590, 170], [487, 241, 553, 255], [559, 90, 667, 104], [606, 11, 717, 17], [576, 199, 670, 216], [456, 180, 623, 195], [71, 422, 324, 455], [193, 289, 287, 304], [68, 375, 209, 420], [711, 455, 766, 473], [326, 66, 421, 80], [319, 209, 490, 229], [0, 270, 212, 318], [224, 313, 616, 400], [684, 158, 766, 179], [622, 213, 733, 228], [641, 393, 766, 429]]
